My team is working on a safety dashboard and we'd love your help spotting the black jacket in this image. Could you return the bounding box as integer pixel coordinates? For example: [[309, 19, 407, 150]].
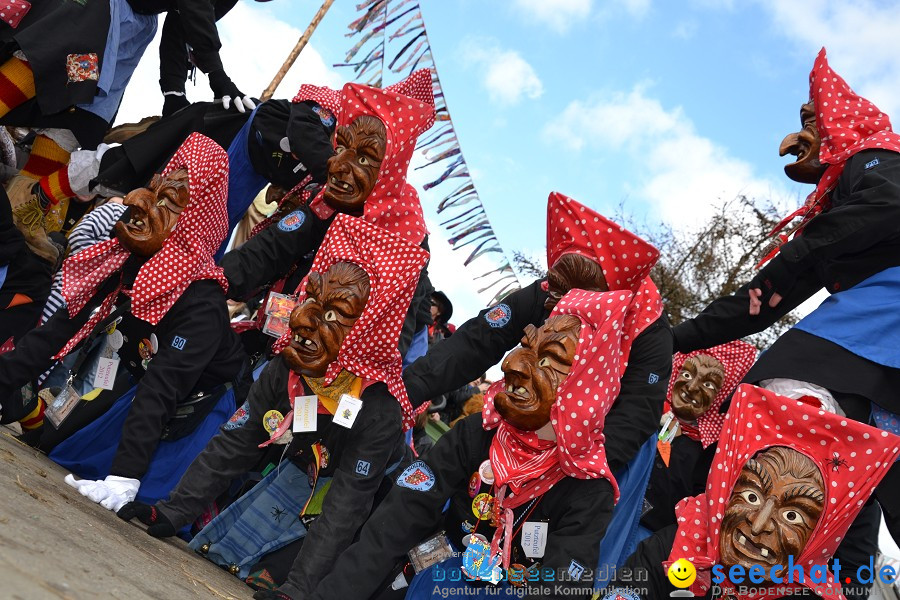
[[310, 413, 615, 600], [157, 355, 406, 598], [403, 279, 674, 473], [0, 268, 247, 479], [640, 434, 715, 532], [674, 149, 900, 354]]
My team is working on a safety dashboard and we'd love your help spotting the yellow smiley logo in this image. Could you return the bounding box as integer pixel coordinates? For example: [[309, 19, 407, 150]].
[[667, 558, 696, 588]]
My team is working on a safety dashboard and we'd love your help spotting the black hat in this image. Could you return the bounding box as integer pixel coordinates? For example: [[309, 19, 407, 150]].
[[431, 290, 453, 323]]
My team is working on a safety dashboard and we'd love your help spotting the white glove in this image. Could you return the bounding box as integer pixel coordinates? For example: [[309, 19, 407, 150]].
[[221, 95, 256, 113], [65, 474, 140, 512]]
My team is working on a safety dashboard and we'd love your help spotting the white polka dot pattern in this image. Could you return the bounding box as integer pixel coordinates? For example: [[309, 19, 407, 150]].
[[307, 69, 436, 245], [0, 0, 29, 29], [664, 383, 900, 598], [546, 191, 664, 365], [272, 213, 429, 431], [292, 84, 341, 115], [56, 133, 230, 359], [769, 48, 900, 251], [482, 289, 633, 510], [668, 341, 757, 448]]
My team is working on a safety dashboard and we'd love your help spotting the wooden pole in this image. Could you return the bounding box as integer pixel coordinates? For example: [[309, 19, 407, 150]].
[[260, 0, 336, 102]]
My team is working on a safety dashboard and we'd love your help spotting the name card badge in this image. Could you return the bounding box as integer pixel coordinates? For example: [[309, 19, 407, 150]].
[[293, 395, 318, 433], [521, 521, 548, 559], [92, 357, 120, 390], [332, 394, 363, 429]]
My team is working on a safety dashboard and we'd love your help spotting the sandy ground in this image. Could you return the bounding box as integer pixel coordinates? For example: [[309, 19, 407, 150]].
[[0, 425, 254, 600]]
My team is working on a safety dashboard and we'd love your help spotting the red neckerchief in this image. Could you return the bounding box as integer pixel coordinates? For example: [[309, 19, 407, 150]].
[[761, 47, 900, 265], [56, 133, 229, 358], [665, 384, 900, 599], [668, 341, 758, 448], [271, 214, 429, 430]]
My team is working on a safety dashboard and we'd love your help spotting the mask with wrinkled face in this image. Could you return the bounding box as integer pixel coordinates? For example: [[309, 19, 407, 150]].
[[545, 253, 608, 312], [114, 167, 190, 257], [322, 115, 387, 214], [779, 101, 828, 184], [494, 314, 581, 431], [720, 447, 825, 577], [670, 354, 725, 422], [283, 262, 370, 377]]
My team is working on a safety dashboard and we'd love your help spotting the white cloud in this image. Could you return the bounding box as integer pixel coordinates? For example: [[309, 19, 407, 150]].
[[115, 3, 342, 125], [543, 87, 793, 227], [460, 38, 544, 106], [512, 0, 593, 33], [672, 20, 699, 40], [757, 0, 900, 117]]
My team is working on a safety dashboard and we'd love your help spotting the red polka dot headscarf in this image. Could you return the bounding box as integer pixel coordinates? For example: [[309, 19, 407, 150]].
[[56, 133, 229, 359], [668, 340, 758, 448], [765, 48, 900, 262], [272, 213, 429, 430], [546, 191, 663, 361], [482, 289, 633, 569], [665, 384, 900, 599], [307, 69, 436, 245]]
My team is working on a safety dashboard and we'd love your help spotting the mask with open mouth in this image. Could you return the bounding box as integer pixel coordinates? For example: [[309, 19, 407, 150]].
[[670, 354, 725, 422], [494, 314, 581, 431], [322, 115, 386, 214], [779, 101, 827, 184], [114, 168, 190, 257], [282, 261, 370, 377], [719, 446, 824, 577]]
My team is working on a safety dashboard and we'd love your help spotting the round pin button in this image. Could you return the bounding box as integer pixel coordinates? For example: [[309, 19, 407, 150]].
[[478, 460, 494, 485], [149, 333, 159, 354], [108, 330, 124, 351]]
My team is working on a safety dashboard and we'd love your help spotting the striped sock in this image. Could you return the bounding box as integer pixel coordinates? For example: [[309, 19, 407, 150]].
[[21, 135, 71, 179], [38, 166, 75, 209], [18, 395, 45, 431], [0, 56, 36, 117]]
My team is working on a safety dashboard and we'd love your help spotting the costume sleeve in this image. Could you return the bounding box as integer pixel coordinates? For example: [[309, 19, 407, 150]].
[[170, 0, 225, 76], [156, 358, 286, 528], [109, 285, 226, 479], [403, 280, 547, 407], [286, 100, 336, 184], [528, 479, 615, 599], [398, 265, 432, 358], [603, 317, 673, 474], [219, 205, 329, 300], [614, 524, 677, 597], [777, 150, 900, 279], [672, 269, 823, 354], [305, 413, 483, 600], [279, 384, 406, 598]]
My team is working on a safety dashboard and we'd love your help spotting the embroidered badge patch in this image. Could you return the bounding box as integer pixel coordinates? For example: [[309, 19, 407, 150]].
[[484, 304, 511, 328], [278, 210, 306, 232], [567, 559, 585, 581], [865, 157, 880, 170], [171, 336, 187, 350], [263, 410, 284, 435], [600, 590, 639, 600], [355, 460, 370, 476], [224, 401, 250, 431], [66, 53, 99, 83], [396, 460, 435, 491], [312, 105, 335, 127], [647, 372, 660, 384]]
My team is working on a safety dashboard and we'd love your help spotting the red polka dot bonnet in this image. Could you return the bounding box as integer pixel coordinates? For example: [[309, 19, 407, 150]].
[[665, 383, 900, 599], [546, 191, 663, 361], [307, 69, 436, 245], [273, 213, 429, 430], [766, 48, 900, 261], [57, 133, 229, 358], [668, 341, 758, 448], [483, 289, 634, 509]]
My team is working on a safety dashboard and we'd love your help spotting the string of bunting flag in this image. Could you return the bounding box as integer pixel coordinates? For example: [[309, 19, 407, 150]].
[[336, 0, 521, 301]]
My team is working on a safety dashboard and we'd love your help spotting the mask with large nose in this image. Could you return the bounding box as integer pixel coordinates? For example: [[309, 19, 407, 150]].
[[779, 101, 828, 184], [494, 314, 581, 431], [720, 447, 825, 576], [114, 167, 190, 257], [282, 262, 370, 377], [322, 115, 387, 214]]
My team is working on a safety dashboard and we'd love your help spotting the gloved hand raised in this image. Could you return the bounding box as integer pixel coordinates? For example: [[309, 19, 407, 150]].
[[208, 69, 256, 114]]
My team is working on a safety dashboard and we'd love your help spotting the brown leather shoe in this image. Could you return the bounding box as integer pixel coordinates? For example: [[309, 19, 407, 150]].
[[5, 175, 60, 266]]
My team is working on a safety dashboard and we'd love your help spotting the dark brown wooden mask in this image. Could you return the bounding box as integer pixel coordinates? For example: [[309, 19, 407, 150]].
[[114, 167, 190, 257], [670, 354, 725, 422], [322, 115, 386, 214], [779, 101, 828, 184]]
